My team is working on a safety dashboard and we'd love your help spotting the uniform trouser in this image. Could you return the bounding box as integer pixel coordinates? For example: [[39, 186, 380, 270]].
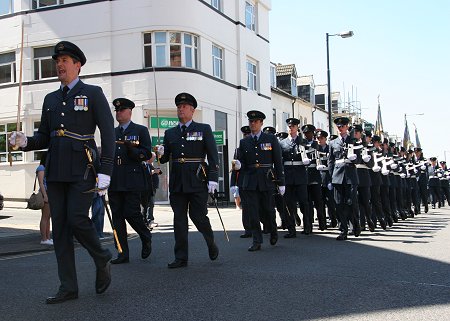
[[409, 179, 420, 213], [109, 191, 152, 258], [429, 186, 441, 207], [308, 184, 326, 230], [418, 183, 429, 209], [239, 190, 251, 234], [47, 180, 111, 294], [396, 182, 405, 214], [169, 191, 215, 261], [285, 184, 309, 234], [405, 182, 412, 211], [333, 183, 359, 234], [380, 185, 393, 220], [370, 185, 385, 224], [388, 185, 398, 216], [441, 185, 450, 205], [358, 186, 372, 228], [140, 189, 155, 221], [91, 193, 105, 237], [245, 189, 277, 245], [321, 186, 337, 222]]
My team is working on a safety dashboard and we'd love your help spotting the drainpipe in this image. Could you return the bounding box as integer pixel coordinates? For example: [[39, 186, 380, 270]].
[[291, 98, 296, 117], [312, 104, 317, 127]]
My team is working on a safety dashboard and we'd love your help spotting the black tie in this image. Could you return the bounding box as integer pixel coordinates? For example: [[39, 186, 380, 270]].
[[62, 86, 69, 100], [181, 125, 187, 135], [342, 137, 345, 145], [119, 127, 124, 135], [254, 135, 258, 143]]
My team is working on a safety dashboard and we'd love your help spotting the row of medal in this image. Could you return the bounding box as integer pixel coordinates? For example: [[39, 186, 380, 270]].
[[74, 95, 89, 111], [186, 132, 203, 141]]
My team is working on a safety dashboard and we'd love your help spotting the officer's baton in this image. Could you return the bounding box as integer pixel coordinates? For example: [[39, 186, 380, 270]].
[[209, 192, 230, 242], [101, 195, 123, 254]]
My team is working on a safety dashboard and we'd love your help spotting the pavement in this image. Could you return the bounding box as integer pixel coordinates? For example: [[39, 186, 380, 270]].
[[0, 200, 237, 257]]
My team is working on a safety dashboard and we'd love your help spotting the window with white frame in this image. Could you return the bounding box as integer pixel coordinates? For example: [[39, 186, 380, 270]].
[[0, 122, 23, 163], [212, 45, 223, 79], [246, 59, 257, 91], [0, 52, 16, 84], [270, 64, 276, 88], [34, 46, 57, 80], [33, 121, 47, 161], [0, 0, 13, 15], [291, 77, 298, 96], [211, 0, 221, 11], [245, 2, 256, 31], [146, 32, 199, 69], [32, 0, 64, 9]]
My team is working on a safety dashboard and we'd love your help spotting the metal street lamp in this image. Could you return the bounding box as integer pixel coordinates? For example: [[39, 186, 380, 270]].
[[327, 31, 354, 134]]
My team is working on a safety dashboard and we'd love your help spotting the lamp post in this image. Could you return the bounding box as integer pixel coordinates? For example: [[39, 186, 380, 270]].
[[327, 30, 354, 134]]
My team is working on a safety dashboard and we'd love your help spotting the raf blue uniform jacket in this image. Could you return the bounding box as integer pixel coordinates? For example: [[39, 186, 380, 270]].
[[109, 121, 152, 192], [279, 136, 308, 185], [159, 121, 219, 193], [328, 135, 359, 185], [25, 80, 115, 182], [238, 132, 285, 191]]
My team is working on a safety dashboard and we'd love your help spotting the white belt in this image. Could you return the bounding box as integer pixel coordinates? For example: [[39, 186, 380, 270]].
[[284, 161, 303, 166], [429, 176, 436, 178], [356, 164, 369, 169], [393, 172, 400, 176], [335, 159, 345, 164], [308, 164, 317, 168]]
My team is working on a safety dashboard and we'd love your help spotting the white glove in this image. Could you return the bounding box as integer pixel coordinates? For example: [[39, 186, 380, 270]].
[[317, 164, 326, 171], [302, 158, 311, 166], [362, 155, 371, 163], [400, 173, 406, 178], [438, 173, 443, 178], [327, 183, 333, 191], [390, 163, 398, 170], [97, 173, 110, 196], [372, 165, 381, 172], [420, 165, 426, 170], [347, 153, 357, 161], [232, 159, 241, 170], [208, 181, 218, 194], [9, 131, 27, 148], [278, 186, 286, 196], [156, 145, 164, 156], [382, 169, 390, 176]]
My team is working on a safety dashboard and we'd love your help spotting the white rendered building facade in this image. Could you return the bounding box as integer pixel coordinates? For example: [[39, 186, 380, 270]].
[[0, 0, 272, 202]]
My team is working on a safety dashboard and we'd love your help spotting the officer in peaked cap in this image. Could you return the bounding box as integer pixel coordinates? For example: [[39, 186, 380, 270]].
[[316, 129, 338, 228], [276, 132, 289, 140], [52, 41, 87, 66], [328, 116, 361, 240], [241, 125, 251, 135], [108, 98, 153, 264], [329, 134, 338, 141], [302, 123, 326, 232], [156, 92, 219, 268], [231, 125, 252, 238], [428, 157, 442, 209], [334, 116, 350, 127], [232, 110, 285, 251], [175, 92, 197, 108], [263, 126, 276, 135], [9, 40, 115, 303]]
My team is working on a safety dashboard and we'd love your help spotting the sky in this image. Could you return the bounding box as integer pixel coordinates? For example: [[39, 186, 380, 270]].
[[269, 0, 450, 161]]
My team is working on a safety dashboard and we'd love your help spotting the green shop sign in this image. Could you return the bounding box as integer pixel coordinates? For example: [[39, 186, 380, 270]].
[[150, 117, 179, 129], [213, 131, 225, 146]]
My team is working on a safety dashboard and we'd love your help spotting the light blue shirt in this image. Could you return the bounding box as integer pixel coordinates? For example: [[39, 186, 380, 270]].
[[179, 120, 193, 131], [120, 120, 131, 131], [60, 77, 79, 93], [251, 131, 262, 141]]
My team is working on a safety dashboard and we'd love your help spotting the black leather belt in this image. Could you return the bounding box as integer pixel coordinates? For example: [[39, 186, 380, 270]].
[[248, 164, 272, 168], [172, 158, 205, 163]]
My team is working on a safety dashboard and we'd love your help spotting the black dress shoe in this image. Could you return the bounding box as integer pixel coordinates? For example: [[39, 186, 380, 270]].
[[111, 255, 129, 264], [208, 243, 219, 261], [269, 234, 278, 245], [168, 260, 188, 269], [425, 205, 429, 213], [141, 240, 152, 259], [380, 219, 387, 230], [386, 216, 393, 227], [284, 232, 296, 238], [240, 233, 252, 238], [331, 218, 338, 228], [353, 226, 361, 237], [300, 230, 311, 235], [96, 262, 111, 294], [248, 244, 261, 251], [46, 291, 78, 304], [367, 220, 375, 232], [336, 233, 347, 241]]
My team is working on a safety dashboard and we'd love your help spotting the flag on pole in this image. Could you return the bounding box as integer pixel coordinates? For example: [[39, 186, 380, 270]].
[[374, 95, 384, 140], [414, 123, 421, 148], [403, 114, 411, 149]]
